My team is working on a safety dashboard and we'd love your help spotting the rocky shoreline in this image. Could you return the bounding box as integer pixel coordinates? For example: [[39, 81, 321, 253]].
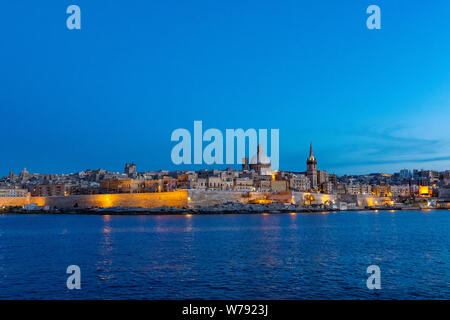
[[1, 202, 443, 215]]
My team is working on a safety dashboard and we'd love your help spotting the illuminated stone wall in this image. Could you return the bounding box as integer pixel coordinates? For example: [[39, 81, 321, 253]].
[[0, 191, 393, 209], [1, 190, 245, 209], [356, 195, 391, 207], [291, 192, 392, 207], [0, 190, 188, 209], [292, 192, 337, 206], [338, 194, 391, 207], [0, 196, 31, 207], [188, 190, 244, 207]]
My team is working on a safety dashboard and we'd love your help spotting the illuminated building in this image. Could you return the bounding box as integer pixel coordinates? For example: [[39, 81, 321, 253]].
[[372, 185, 391, 197], [249, 145, 272, 176], [100, 177, 177, 193], [419, 185, 431, 197], [306, 143, 318, 190], [31, 184, 70, 196]]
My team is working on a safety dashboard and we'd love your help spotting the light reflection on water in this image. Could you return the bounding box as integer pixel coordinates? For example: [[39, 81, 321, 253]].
[[97, 215, 114, 284], [0, 210, 449, 299]]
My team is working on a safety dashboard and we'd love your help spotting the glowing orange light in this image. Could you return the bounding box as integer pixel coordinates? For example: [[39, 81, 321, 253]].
[[419, 186, 429, 197]]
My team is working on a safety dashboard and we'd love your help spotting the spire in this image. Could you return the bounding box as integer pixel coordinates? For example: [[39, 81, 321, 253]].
[[308, 142, 316, 161], [257, 144, 262, 163]]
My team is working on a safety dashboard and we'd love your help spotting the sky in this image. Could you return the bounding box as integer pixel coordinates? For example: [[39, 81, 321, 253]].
[[1, 0, 450, 176]]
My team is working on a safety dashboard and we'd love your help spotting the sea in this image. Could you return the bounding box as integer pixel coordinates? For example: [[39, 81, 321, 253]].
[[0, 210, 448, 299]]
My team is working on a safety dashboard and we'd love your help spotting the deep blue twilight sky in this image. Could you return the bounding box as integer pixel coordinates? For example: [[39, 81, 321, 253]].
[[1, 0, 449, 176]]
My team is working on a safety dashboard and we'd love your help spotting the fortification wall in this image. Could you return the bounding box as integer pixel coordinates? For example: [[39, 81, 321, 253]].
[[337, 194, 390, 207], [188, 190, 244, 207], [0, 190, 188, 209], [0, 196, 31, 207], [0, 190, 392, 210], [292, 192, 337, 205], [356, 195, 391, 207]]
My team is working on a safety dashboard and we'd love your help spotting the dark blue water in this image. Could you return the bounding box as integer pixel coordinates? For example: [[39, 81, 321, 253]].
[[0, 210, 449, 299]]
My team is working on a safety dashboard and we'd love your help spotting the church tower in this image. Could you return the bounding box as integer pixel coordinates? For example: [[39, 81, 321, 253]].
[[306, 142, 318, 190]]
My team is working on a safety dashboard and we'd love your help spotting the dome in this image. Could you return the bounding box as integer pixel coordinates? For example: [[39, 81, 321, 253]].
[[250, 145, 271, 165]]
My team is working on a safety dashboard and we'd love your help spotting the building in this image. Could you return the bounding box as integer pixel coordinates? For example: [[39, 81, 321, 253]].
[[124, 163, 137, 178], [400, 169, 412, 179], [206, 176, 232, 190], [193, 178, 207, 190], [443, 170, 450, 186], [336, 183, 346, 194], [31, 184, 70, 196], [270, 180, 288, 192], [437, 185, 450, 208], [321, 181, 334, 194], [390, 185, 410, 197], [100, 179, 143, 193], [329, 174, 338, 187], [306, 143, 318, 190], [418, 185, 432, 197], [289, 174, 310, 192], [144, 177, 177, 192], [177, 173, 197, 189], [254, 178, 271, 192], [317, 170, 329, 186], [249, 145, 272, 176], [233, 177, 255, 191], [372, 185, 391, 197], [336, 184, 372, 195], [19, 168, 29, 179], [242, 157, 250, 171], [0, 187, 29, 197]]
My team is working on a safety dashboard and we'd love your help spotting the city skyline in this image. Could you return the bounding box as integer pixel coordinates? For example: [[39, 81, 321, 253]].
[[2, 138, 447, 204], [1, 1, 450, 175], [3, 141, 447, 178]]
